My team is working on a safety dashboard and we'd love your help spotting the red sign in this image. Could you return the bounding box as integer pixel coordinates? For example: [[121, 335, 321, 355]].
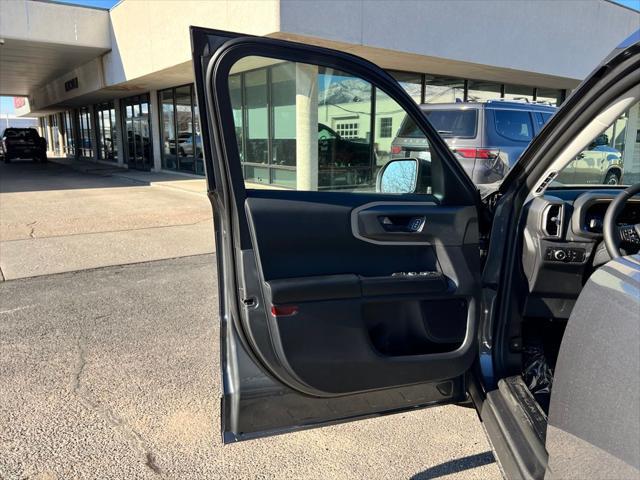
[[13, 97, 26, 109]]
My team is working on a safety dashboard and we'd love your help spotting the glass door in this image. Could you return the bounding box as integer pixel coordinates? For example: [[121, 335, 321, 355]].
[[122, 94, 152, 170], [96, 101, 117, 162]]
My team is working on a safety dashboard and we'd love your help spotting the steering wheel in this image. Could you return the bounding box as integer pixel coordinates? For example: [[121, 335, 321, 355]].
[[603, 182, 640, 259]]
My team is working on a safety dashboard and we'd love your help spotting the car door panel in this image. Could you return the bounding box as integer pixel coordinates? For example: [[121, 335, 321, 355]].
[[191, 27, 483, 442], [243, 191, 480, 396]]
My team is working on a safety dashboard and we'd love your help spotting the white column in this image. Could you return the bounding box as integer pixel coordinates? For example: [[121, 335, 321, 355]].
[[149, 89, 162, 172], [113, 100, 125, 167], [89, 108, 99, 162], [295, 63, 319, 191], [623, 102, 639, 182], [56, 113, 64, 157], [45, 116, 54, 156]]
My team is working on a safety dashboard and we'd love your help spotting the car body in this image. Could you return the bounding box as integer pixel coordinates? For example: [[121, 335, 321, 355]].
[[391, 101, 557, 184], [0, 127, 47, 162], [169, 132, 203, 157], [555, 133, 624, 185], [317, 123, 375, 189], [191, 27, 640, 479]]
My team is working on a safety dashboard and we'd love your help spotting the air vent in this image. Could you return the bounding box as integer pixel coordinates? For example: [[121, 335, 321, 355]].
[[543, 203, 564, 238], [535, 171, 558, 194]]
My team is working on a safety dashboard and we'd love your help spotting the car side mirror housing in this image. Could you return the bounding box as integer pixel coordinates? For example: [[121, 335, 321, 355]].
[[376, 158, 419, 194]]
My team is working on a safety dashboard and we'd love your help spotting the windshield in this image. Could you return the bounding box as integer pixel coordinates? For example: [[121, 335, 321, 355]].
[[398, 109, 477, 138], [3, 128, 39, 139], [552, 101, 638, 187]]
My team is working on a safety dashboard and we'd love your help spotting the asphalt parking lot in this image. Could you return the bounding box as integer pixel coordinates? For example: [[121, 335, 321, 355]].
[[0, 254, 500, 479], [0, 159, 500, 479]]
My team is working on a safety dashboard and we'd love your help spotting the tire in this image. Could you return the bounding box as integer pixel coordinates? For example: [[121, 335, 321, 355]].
[[604, 171, 620, 185]]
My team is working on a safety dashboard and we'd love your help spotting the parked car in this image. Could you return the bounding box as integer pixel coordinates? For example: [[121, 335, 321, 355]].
[[0, 127, 47, 163], [192, 27, 640, 480], [168, 132, 203, 157], [317, 123, 376, 188], [555, 133, 624, 185], [391, 101, 557, 184]]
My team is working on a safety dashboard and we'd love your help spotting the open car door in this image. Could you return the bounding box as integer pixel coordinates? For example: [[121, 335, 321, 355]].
[[191, 27, 484, 443]]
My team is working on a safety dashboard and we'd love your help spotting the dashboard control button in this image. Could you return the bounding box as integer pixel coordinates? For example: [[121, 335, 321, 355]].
[[545, 247, 586, 263], [554, 250, 567, 261]]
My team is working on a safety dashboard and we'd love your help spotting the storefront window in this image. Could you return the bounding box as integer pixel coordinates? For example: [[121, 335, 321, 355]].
[[271, 62, 296, 168], [245, 69, 269, 171], [466, 80, 501, 102], [161, 89, 176, 170], [175, 85, 195, 173], [228, 56, 428, 192], [158, 84, 202, 174], [96, 101, 117, 162], [424, 75, 465, 103], [78, 106, 93, 159], [535, 88, 566, 106], [193, 98, 203, 175], [229, 75, 244, 163], [389, 71, 422, 103], [504, 84, 535, 103], [63, 111, 75, 157], [121, 94, 152, 171]]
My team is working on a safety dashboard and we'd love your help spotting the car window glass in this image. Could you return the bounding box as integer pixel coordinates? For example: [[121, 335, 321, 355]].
[[227, 56, 435, 193], [494, 110, 533, 141], [554, 100, 638, 187], [534, 112, 553, 131], [3, 128, 38, 139], [423, 110, 477, 138]]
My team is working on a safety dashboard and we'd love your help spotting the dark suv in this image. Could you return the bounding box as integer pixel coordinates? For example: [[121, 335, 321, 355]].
[[1, 127, 47, 163], [391, 100, 557, 184]]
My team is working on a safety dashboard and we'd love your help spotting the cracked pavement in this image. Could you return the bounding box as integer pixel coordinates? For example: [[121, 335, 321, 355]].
[[0, 160, 214, 280], [0, 254, 500, 479]]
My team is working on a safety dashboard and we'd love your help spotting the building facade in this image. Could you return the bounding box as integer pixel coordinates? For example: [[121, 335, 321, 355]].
[[2, 0, 639, 185]]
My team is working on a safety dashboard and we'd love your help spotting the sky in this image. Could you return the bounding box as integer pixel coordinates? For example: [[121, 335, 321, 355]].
[[50, 0, 118, 8], [53, 0, 639, 11], [613, 0, 640, 9], [1, 0, 638, 115], [52, 0, 640, 10]]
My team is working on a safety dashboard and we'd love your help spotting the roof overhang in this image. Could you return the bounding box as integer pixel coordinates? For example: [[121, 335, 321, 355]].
[[0, 0, 111, 97]]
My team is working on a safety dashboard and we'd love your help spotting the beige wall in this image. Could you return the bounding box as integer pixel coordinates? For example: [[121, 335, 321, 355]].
[[11, 0, 640, 116], [29, 58, 105, 113], [104, 0, 280, 86], [279, 0, 640, 83]]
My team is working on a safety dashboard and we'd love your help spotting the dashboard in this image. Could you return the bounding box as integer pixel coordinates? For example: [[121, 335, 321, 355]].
[[582, 201, 640, 234], [520, 188, 640, 319]]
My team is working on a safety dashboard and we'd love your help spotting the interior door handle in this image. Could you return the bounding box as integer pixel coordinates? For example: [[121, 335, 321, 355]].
[[379, 215, 426, 233]]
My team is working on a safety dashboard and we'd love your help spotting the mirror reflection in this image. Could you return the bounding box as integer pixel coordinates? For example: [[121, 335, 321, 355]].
[[378, 159, 418, 194]]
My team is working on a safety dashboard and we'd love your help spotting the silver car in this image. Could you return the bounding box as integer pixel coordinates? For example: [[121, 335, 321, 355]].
[[391, 101, 557, 184]]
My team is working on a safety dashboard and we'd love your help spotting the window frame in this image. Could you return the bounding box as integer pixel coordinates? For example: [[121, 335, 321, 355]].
[[208, 41, 480, 200]]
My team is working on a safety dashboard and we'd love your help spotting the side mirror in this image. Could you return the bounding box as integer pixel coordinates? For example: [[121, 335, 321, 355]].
[[376, 159, 418, 194]]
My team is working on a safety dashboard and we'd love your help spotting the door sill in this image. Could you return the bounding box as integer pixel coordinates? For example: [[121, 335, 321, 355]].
[[478, 376, 548, 480]]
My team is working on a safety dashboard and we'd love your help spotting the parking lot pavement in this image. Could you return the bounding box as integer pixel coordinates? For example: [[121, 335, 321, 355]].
[[0, 254, 501, 480], [0, 160, 213, 280]]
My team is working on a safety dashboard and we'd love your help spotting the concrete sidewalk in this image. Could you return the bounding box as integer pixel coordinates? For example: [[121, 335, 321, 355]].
[[50, 156, 208, 195], [0, 160, 214, 280]]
